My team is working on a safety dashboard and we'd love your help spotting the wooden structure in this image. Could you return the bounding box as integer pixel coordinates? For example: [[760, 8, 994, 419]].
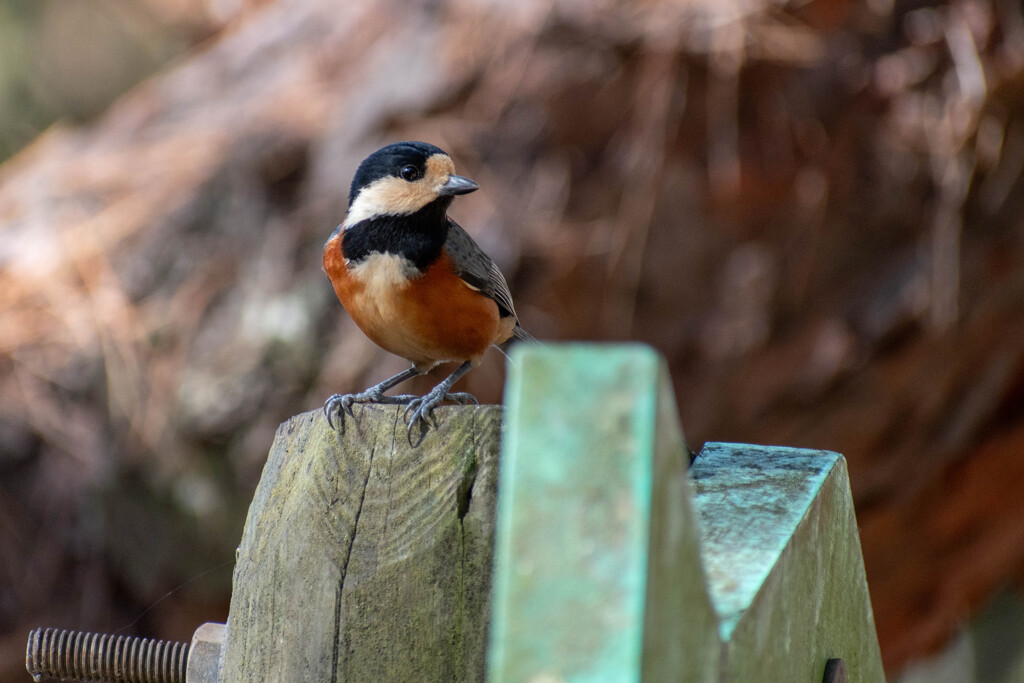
[[216, 344, 883, 682], [223, 405, 501, 681], [489, 345, 718, 681]]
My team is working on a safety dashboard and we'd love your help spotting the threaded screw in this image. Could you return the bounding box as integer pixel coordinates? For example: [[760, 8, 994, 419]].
[[26, 627, 189, 683]]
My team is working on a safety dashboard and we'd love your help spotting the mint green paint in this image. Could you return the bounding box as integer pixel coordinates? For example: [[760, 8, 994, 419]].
[[691, 443, 840, 641], [491, 345, 656, 681], [489, 344, 717, 683], [691, 443, 885, 682]]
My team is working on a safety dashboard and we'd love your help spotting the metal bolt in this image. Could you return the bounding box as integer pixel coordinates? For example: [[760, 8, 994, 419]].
[[185, 623, 225, 683], [26, 627, 189, 683]]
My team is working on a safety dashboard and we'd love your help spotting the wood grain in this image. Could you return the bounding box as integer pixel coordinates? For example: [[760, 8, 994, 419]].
[[222, 404, 501, 682]]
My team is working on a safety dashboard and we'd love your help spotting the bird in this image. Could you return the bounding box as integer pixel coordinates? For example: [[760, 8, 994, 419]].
[[322, 141, 535, 438]]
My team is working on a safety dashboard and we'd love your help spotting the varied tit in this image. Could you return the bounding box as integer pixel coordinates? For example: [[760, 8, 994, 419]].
[[322, 141, 535, 439]]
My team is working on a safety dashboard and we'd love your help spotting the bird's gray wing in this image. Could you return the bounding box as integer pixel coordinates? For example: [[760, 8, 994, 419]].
[[445, 219, 518, 320]]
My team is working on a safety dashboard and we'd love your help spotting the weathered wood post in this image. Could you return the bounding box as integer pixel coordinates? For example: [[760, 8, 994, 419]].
[[221, 404, 502, 681], [213, 343, 884, 682]]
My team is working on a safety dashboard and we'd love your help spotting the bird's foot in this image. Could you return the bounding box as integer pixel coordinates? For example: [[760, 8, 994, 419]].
[[441, 392, 479, 406], [323, 390, 419, 430], [403, 389, 479, 436]]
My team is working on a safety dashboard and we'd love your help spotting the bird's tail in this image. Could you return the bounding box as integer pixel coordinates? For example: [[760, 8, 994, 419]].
[[511, 325, 541, 345], [493, 325, 544, 365]]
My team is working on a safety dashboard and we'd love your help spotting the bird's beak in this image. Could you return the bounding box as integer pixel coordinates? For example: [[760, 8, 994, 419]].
[[439, 174, 479, 196]]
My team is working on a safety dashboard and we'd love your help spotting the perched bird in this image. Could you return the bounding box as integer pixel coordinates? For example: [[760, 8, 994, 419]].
[[322, 141, 534, 436]]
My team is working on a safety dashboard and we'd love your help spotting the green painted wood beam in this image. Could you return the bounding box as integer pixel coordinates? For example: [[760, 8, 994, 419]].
[[488, 343, 719, 682], [691, 443, 885, 682]]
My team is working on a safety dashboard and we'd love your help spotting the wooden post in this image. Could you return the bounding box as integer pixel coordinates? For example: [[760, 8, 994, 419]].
[[488, 344, 720, 682], [487, 344, 884, 682], [221, 404, 501, 682], [691, 443, 885, 682], [218, 344, 884, 682]]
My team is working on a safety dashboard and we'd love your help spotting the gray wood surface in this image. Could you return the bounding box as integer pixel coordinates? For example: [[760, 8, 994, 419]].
[[222, 404, 501, 682]]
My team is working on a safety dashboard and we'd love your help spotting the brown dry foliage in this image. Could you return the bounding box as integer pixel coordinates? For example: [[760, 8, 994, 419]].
[[2, 0, 1024, 676]]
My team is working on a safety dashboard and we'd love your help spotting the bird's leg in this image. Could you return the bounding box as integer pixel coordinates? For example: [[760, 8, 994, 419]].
[[324, 366, 422, 429], [404, 361, 476, 435]]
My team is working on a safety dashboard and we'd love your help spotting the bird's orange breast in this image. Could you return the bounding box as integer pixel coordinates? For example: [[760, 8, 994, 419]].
[[324, 234, 510, 368]]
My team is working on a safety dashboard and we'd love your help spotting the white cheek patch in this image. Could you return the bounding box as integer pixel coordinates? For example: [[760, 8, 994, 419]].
[[344, 176, 434, 228], [344, 191, 385, 228]]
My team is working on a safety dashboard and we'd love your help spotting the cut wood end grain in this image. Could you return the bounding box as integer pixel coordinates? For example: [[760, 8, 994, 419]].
[[223, 403, 502, 683]]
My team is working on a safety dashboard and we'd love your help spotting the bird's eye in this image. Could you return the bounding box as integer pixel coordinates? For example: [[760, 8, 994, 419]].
[[400, 165, 419, 181]]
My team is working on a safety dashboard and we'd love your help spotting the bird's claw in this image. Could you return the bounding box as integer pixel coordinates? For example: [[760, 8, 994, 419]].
[[403, 391, 479, 433], [323, 391, 418, 430], [325, 381, 477, 442], [443, 392, 479, 406], [403, 395, 441, 432]]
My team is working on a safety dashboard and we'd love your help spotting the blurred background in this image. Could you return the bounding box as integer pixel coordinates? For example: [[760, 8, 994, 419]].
[[2, 0, 1024, 679]]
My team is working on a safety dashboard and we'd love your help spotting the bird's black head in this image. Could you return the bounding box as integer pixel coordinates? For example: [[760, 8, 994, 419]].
[[345, 141, 478, 227]]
